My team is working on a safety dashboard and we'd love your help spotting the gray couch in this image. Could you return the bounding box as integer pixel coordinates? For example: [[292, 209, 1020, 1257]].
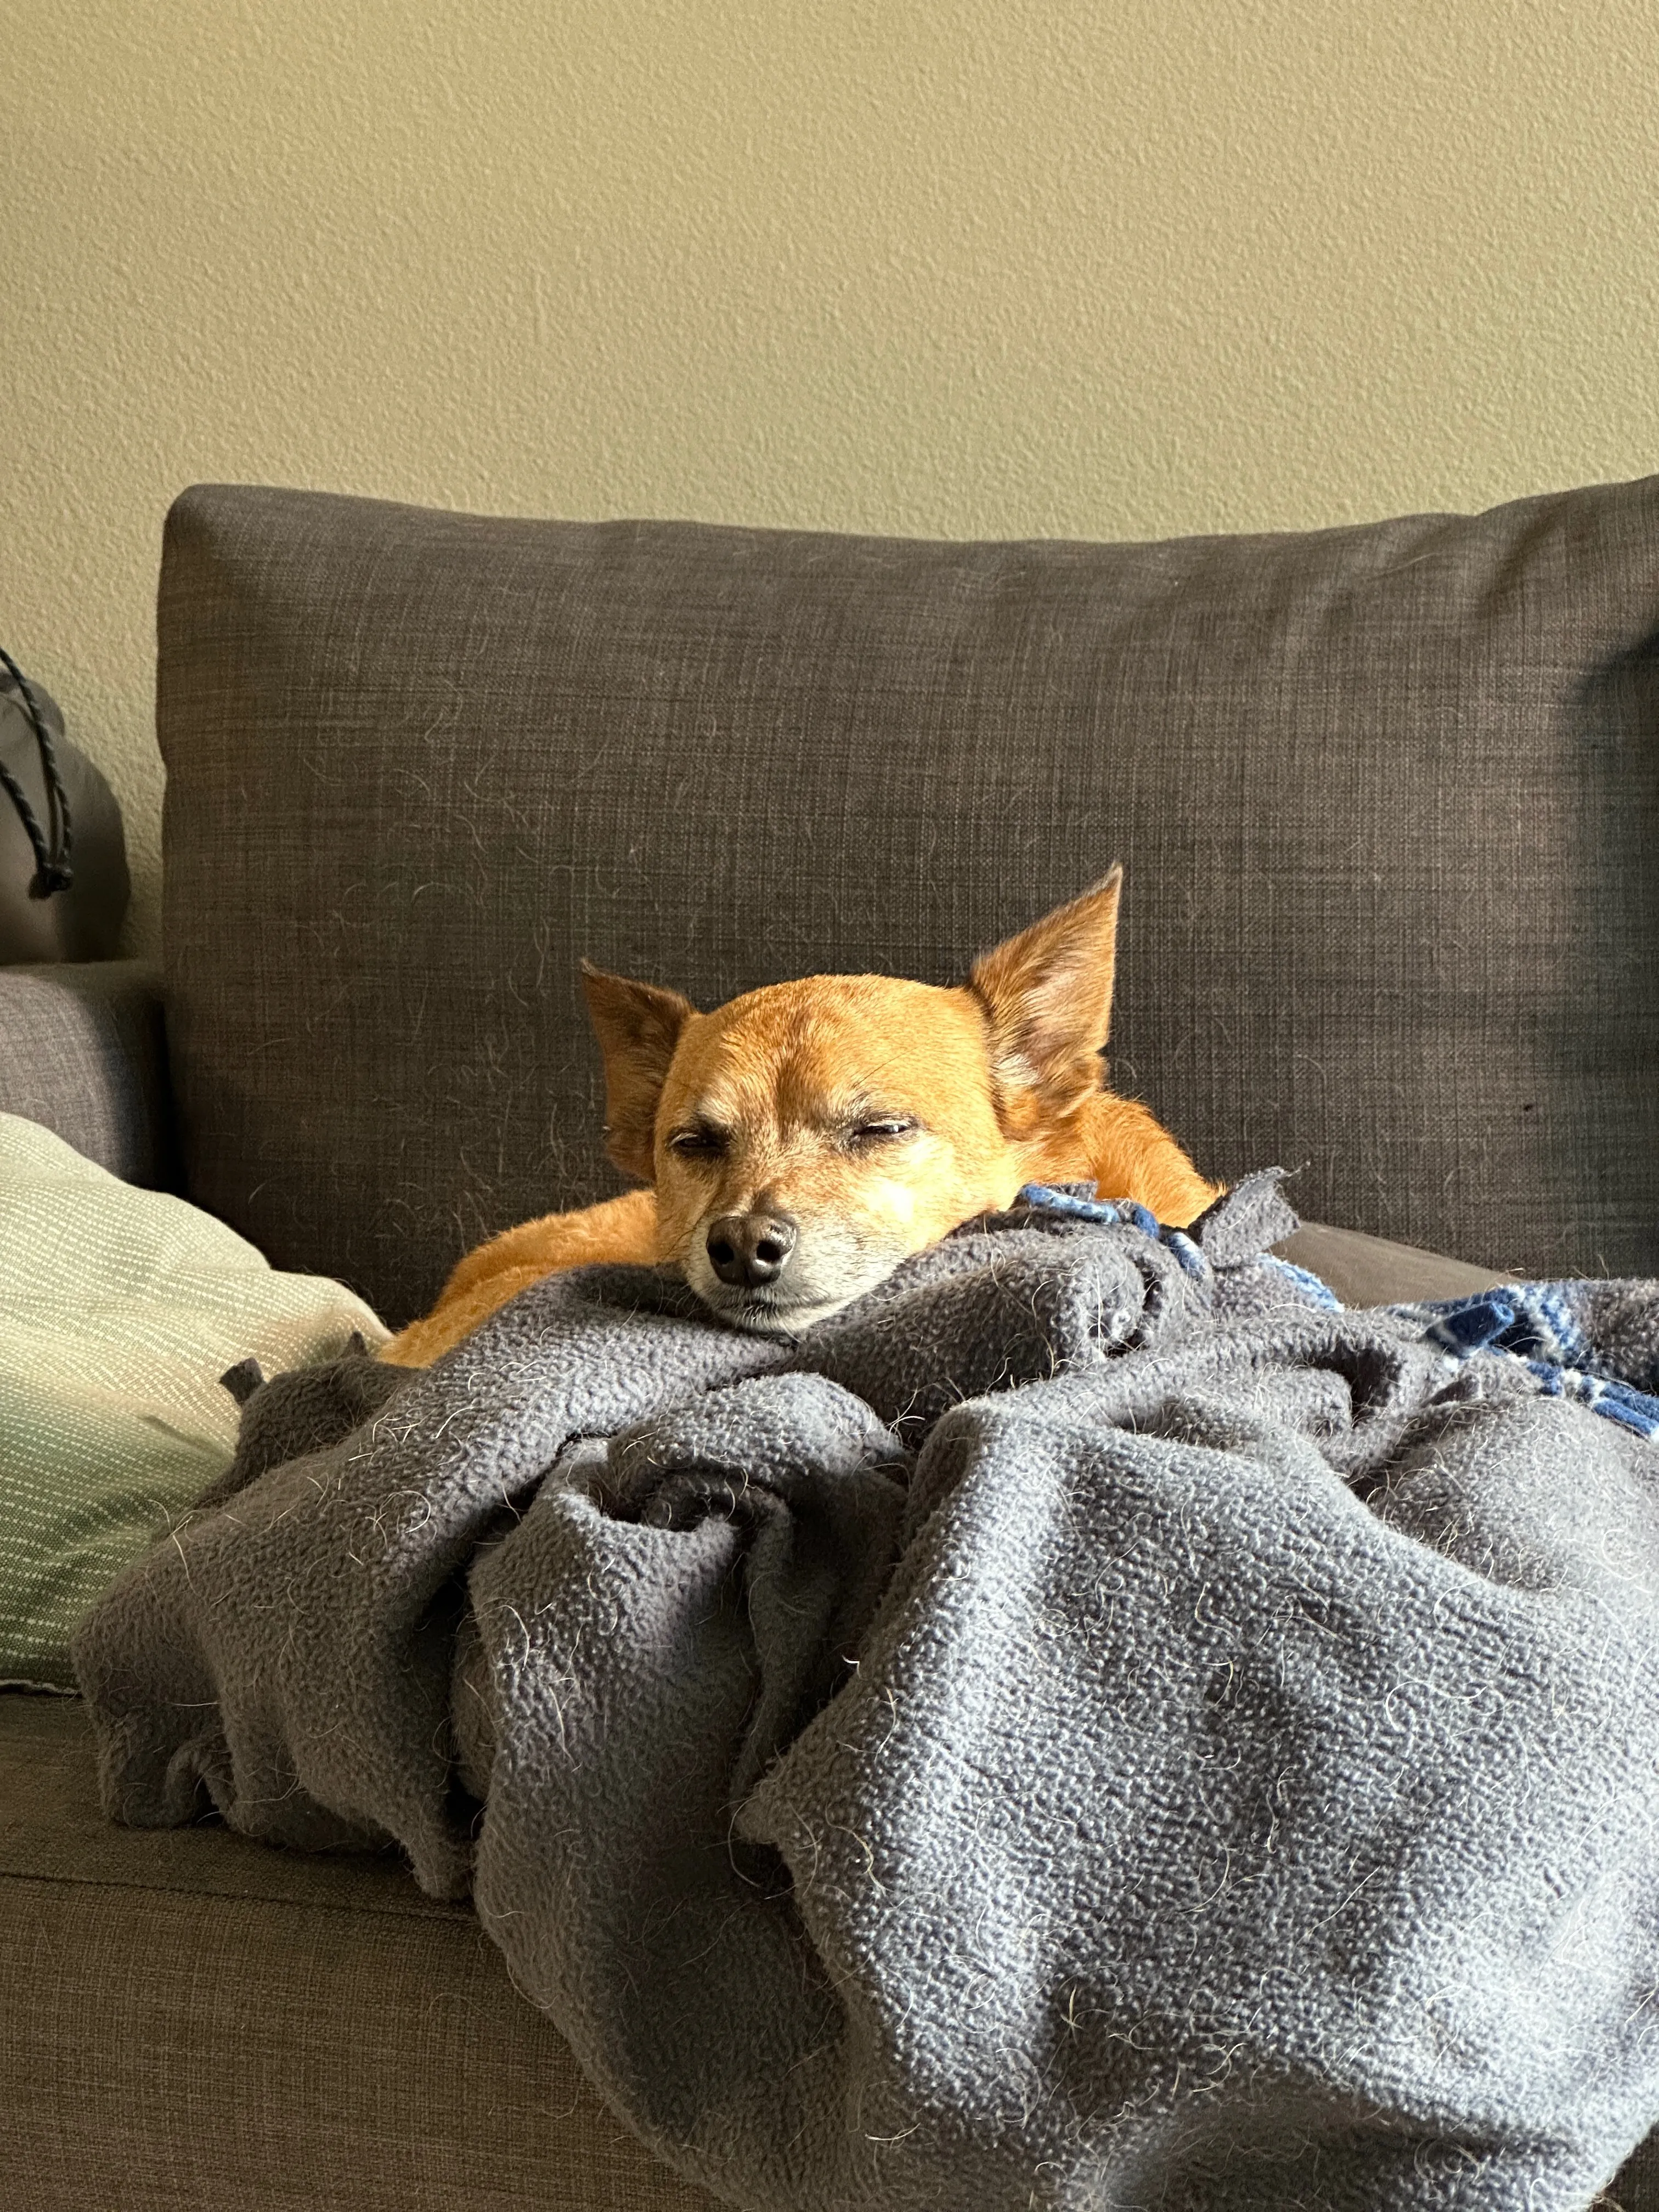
[[4, 476, 1657, 2209]]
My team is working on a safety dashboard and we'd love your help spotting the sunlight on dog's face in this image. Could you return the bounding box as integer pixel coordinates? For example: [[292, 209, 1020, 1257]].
[[584, 971, 1034, 1335], [648, 979, 1019, 1333], [581, 876, 1128, 1336]]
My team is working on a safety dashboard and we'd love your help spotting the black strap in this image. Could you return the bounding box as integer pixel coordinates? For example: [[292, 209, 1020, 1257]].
[[0, 642, 74, 896]]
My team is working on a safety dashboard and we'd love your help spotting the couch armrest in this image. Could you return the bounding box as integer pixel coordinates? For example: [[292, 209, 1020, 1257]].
[[0, 961, 176, 1189]]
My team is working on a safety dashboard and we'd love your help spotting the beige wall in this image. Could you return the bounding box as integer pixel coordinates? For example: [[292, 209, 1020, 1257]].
[[4, 0, 1657, 955]]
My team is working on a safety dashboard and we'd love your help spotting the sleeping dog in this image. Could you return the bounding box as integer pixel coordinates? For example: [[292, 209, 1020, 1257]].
[[383, 869, 1217, 1364]]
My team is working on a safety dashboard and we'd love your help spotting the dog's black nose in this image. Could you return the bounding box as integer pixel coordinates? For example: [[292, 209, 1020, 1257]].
[[706, 1212, 799, 1289]]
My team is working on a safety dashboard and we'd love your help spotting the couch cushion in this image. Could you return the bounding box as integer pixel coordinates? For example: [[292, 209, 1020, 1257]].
[[1271, 1220, 1514, 1307], [157, 481, 1659, 1323], [0, 960, 174, 1189], [0, 1692, 720, 2211], [7, 1675, 1658, 2212]]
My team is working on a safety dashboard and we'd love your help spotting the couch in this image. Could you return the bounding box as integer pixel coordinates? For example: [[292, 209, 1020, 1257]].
[[3, 475, 1657, 2209]]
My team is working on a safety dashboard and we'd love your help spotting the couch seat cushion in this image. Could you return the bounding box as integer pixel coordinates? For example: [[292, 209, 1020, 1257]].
[[0, 1692, 720, 2211]]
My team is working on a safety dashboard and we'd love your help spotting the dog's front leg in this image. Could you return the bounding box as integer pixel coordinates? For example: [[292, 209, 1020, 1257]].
[[381, 1189, 659, 1365]]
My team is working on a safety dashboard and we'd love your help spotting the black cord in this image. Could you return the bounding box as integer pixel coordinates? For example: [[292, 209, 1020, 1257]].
[[0, 642, 74, 896]]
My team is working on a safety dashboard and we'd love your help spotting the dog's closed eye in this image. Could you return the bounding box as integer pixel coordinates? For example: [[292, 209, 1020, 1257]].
[[847, 1115, 920, 1147], [668, 1124, 729, 1159]]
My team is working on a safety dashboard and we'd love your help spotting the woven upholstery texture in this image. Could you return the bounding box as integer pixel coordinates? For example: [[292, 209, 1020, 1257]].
[[1616, 2139, 1659, 2212], [158, 481, 1659, 1324], [0, 961, 173, 1188], [0, 1694, 721, 2212]]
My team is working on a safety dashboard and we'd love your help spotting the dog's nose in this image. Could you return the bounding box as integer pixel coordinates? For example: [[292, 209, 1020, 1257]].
[[706, 1211, 799, 1289]]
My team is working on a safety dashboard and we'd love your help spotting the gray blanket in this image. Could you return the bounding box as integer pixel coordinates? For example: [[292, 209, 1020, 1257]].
[[74, 1174, 1659, 2212]]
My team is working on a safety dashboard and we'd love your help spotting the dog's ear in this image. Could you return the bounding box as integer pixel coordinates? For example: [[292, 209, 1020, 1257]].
[[581, 962, 697, 1183], [967, 868, 1122, 1122]]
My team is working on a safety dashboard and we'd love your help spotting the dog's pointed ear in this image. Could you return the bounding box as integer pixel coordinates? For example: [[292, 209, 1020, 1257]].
[[581, 961, 697, 1183], [967, 868, 1122, 1120]]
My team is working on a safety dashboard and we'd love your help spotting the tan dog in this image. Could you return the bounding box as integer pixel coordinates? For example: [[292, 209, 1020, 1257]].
[[383, 870, 1217, 1365]]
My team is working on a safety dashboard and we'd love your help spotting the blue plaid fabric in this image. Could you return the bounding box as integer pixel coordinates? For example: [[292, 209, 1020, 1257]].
[[1391, 1285, 1659, 1440], [1015, 1182, 1212, 1280], [1017, 1183, 1659, 1442]]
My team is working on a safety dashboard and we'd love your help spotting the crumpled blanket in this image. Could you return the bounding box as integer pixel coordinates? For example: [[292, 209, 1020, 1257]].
[[73, 1172, 1659, 2212]]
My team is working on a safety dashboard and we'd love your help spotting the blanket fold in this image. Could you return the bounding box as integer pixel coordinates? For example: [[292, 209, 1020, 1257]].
[[74, 1176, 1659, 2212]]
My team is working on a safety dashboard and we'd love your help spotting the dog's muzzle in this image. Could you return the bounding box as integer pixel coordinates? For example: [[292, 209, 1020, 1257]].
[[704, 1211, 799, 1290]]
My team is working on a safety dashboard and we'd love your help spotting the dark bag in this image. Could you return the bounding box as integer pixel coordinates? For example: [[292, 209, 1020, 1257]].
[[1, 648, 129, 962]]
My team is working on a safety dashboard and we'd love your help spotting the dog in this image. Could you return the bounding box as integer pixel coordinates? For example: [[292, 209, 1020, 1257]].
[[382, 869, 1217, 1366]]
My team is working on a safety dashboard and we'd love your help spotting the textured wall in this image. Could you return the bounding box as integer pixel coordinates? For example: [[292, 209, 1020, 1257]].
[[4, 0, 1658, 955]]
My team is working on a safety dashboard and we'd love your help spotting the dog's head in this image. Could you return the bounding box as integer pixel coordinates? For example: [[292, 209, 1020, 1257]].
[[582, 874, 1126, 1334]]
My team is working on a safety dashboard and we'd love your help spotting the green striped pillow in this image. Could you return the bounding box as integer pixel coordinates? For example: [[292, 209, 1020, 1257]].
[[0, 1111, 386, 1689]]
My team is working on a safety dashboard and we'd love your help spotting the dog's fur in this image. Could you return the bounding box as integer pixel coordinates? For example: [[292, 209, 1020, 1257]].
[[383, 871, 1217, 1366]]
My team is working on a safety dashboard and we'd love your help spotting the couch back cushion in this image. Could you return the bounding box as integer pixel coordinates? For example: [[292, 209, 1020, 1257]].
[[157, 481, 1659, 1323]]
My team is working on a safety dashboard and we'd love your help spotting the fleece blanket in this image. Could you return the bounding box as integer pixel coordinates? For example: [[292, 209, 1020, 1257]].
[[74, 1173, 1659, 2212]]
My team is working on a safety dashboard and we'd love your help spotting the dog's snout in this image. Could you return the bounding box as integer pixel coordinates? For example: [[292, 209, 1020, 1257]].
[[706, 1211, 799, 1289]]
